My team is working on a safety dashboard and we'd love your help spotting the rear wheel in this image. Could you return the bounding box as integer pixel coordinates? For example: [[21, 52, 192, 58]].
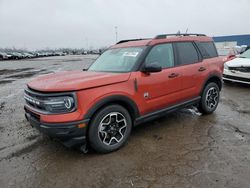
[[88, 105, 132, 153], [198, 82, 220, 114]]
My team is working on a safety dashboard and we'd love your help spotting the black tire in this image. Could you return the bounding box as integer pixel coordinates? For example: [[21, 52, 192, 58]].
[[88, 105, 132, 153], [198, 82, 220, 114]]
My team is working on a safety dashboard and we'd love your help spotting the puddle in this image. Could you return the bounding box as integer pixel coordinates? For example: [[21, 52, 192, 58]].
[[1, 55, 250, 188], [0, 68, 33, 76], [234, 132, 245, 140], [180, 106, 202, 116], [26, 134, 40, 141], [0, 101, 5, 109], [0, 80, 15, 85], [0, 102, 5, 113], [62, 58, 83, 62], [39, 71, 54, 75], [0, 102, 5, 115], [6, 72, 38, 79], [4, 69, 49, 79]]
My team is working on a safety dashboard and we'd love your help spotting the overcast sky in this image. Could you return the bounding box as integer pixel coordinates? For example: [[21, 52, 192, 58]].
[[0, 0, 250, 50]]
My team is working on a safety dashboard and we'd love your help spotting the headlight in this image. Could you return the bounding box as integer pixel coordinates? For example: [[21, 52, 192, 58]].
[[224, 64, 229, 70], [24, 88, 78, 114], [44, 96, 76, 113]]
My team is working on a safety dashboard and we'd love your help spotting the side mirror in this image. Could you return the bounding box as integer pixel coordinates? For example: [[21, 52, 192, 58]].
[[142, 62, 162, 73]]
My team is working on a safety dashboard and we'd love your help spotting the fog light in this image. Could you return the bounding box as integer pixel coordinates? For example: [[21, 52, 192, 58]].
[[78, 123, 87, 128]]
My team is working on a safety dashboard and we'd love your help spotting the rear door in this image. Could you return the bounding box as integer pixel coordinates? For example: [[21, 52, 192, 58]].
[[173, 42, 205, 101]]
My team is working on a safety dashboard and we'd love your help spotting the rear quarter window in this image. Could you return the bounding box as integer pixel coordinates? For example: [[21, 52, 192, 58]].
[[196, 42, 218, 59]]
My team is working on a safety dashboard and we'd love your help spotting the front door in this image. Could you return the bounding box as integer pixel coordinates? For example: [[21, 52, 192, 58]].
[[135, 43, 183, 115]]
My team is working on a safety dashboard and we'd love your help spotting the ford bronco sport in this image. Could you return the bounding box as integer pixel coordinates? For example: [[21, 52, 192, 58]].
[[24, 33, 224, 153]]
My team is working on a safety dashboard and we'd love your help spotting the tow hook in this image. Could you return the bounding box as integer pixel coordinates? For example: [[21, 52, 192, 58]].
[[79, 143, 88, 154]]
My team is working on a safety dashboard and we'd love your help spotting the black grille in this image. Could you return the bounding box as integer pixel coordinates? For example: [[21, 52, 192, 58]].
[[223, 74, 250, 83], [24, 89, 47, 111], [229, 66, 250, 73]]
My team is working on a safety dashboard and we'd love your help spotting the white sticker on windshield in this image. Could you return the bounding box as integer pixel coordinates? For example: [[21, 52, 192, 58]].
[[123, 52, 139, 57]]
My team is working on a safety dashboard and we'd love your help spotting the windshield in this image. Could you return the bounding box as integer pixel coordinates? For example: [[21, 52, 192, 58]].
[[88, 47, 145, 72], [239, 49, 250, 58]]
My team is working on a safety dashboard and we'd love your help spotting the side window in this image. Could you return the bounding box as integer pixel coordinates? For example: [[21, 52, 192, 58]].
[[196, 42, 218, 59], [145, 43, 174, 68], [175, 42, 199, 65]]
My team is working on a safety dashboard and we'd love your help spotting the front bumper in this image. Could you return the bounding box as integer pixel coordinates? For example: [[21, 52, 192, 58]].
[[223, 69, 250, 84], [25, 107, 89, 148]]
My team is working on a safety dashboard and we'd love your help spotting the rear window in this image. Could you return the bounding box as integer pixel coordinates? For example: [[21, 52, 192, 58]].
[[175, 42, 199, 65], [196, 42, 218, 59]]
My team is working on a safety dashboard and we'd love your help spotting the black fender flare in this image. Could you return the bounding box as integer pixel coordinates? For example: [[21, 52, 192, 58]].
[[84, 95, 140, 121], [200, 73, 222, 95]]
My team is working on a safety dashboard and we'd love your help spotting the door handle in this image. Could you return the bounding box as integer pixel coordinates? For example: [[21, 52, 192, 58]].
[[198, 67, 206, 72], [168, 73, 179, 78]]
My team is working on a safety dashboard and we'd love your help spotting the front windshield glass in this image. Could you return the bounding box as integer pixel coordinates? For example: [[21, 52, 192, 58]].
[[88, 47, 145, 72], [239, 49, 250, 58]]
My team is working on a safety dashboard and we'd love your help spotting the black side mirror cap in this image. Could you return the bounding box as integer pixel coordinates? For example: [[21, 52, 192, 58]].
[[142, 62, 162, 73]]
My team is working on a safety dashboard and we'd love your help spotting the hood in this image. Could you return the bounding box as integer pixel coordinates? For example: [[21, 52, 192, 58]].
[[226, 57, 250, 67], [28, 71, 131, 92]]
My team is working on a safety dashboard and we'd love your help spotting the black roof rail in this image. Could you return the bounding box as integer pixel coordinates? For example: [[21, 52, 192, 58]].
[[116, 38, 150, 44], [154, 33, 206, 39]]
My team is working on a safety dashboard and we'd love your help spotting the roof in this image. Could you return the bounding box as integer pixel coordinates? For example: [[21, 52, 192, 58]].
[[111, 35, 213, 48]]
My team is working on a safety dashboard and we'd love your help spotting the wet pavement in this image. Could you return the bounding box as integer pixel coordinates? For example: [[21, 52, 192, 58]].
[[0, 55, 250, 188]]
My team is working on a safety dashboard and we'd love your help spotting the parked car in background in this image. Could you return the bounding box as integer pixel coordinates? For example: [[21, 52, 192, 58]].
[[8, 52, 24, 59], [35, 52, 44, 57], [223, 49, 250, 84], [217, 47, 237, 62], [240, 46, 250, 54], [22, 52, 34, 58], [0, 52, 11, 60]]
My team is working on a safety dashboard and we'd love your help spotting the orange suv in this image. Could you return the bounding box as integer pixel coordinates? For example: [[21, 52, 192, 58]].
[[24, 33, 224, 153]]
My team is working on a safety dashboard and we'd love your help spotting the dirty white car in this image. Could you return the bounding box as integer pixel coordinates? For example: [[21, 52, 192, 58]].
[[223, 49, 250, 84]]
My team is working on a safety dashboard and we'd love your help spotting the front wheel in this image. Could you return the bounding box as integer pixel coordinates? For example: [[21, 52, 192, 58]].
[[198, 82, 220, 114], [88, 105, 132, 153]]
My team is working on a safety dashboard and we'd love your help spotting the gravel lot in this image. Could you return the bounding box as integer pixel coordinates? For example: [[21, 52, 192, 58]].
[[0, 55, 250, 188]]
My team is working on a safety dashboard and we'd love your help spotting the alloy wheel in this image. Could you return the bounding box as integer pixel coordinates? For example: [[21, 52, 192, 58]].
[[98, 112, 127, 146], [205, 87, 219, 109]]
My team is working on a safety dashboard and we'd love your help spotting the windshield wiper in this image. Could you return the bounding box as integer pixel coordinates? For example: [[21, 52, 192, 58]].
[[82, 68, 88, 71]]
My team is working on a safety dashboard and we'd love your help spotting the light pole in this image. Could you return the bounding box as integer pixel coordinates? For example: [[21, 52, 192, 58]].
[[85, 38, 89, 50], [115, 26, 118, 43]]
